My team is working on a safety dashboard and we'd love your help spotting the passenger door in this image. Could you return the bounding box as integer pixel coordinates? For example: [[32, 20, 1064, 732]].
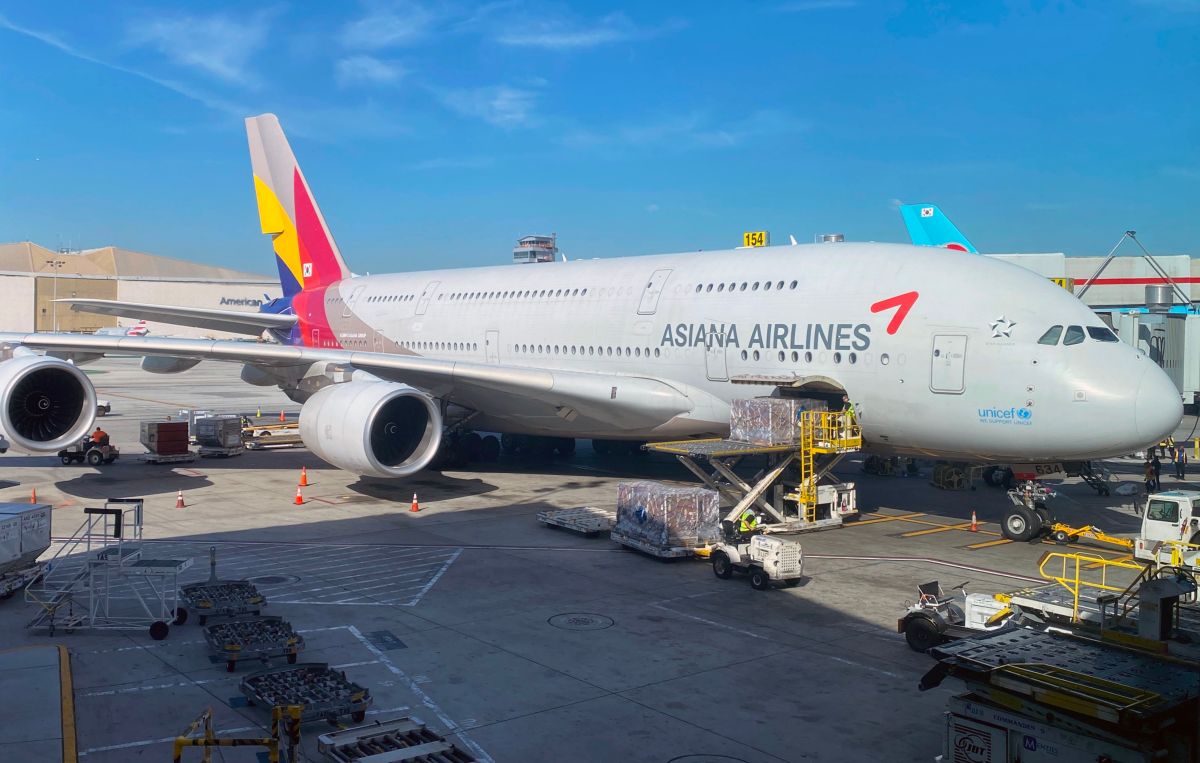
[[930, 334, 967, 394], [485, 330, 500, 364], [416, 280, 441, 316], [372, 330, 384, 353], [342, 286, 365, 318], [705, 330, 728, 381], [637, 269, 673, 315]]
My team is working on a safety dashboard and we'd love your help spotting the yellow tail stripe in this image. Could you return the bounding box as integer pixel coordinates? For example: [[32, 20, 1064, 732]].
[[253, 175, 303, 287]]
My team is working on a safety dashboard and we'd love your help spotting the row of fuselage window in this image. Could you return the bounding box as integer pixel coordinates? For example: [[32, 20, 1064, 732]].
[[395, 341, 884, 367]]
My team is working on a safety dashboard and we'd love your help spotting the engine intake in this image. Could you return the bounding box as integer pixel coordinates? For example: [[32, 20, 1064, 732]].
[[0, 355, 97, 454], [299, 381, 441, 478]]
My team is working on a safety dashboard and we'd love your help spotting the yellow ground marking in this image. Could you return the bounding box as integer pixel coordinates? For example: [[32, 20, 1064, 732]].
[[900, 522, 976, 538], [847, 512, 926, 527], [965, 537, 1015, 550], [59, 645, 76, 763]]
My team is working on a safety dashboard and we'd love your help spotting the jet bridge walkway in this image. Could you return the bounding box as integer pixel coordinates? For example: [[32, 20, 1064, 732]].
[[645, 410, 861, 532]]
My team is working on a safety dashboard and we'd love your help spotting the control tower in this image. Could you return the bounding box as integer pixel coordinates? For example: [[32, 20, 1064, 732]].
[[513, 234, 558, 264]]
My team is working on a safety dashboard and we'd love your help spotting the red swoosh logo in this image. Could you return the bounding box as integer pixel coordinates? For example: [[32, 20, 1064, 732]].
[[870, 291, 919, 335]]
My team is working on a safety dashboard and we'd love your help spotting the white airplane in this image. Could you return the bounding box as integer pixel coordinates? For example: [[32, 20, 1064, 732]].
[[94, 320, 149, 337], [0, 114, 1182, 476]]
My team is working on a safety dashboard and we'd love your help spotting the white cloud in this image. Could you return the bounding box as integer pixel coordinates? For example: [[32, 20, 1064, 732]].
[[437, 85, 537, 128], [340, 0, 437, 49], [335, 55, 408, 87], [125, 9, 275, 86], [495, 12, 650, 49], [562, 110, 808, 150]]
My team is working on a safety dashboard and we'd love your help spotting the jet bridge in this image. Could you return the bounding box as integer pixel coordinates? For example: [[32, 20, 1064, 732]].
[[644, 409, 861, 531]]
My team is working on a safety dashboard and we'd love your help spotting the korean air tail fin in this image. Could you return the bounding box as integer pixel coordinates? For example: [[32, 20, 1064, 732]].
[[246, 114, 351, 298], [899, 204, 978, 253]]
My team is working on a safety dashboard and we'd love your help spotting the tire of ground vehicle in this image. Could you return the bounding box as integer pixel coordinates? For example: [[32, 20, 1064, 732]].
[[712, 552, 733, 580], [903, 615, 944, 652], [1001, 505, 1041, 542], [61, 455, 73, 465], [749, 568, 770, 590], [149, 621, 169, 640], [86, 449, 103, 466], [173, 607, 188, 625], [1050, 529, 1072, 544]]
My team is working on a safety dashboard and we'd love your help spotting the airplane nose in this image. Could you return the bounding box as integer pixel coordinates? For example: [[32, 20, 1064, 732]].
[[1135, 364, 1183, 443]]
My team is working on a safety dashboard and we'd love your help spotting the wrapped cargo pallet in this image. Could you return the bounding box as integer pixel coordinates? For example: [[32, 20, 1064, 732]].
[[729, 397, 829, 446], [615, 482, 719, 550], [141, 421, 190, 455], [195, 416, 244, 448]]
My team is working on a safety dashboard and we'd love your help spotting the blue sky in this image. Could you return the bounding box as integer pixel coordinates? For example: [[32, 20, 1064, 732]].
[[0, 1, 1196, 277]]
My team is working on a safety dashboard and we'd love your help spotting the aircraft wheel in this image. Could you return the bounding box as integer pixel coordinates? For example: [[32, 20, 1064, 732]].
[[712, 552, 733, 580], [1001, 506, 1040, 542], [458, 432, 483, 462], [903, 616, 943, 653], [553, 438, 576, 457], [480, 435, 500, 463], [749, 569, 771, 591], [501, 434, 520, 454]]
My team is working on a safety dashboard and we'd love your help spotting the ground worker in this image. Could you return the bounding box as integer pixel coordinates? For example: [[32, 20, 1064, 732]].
[[840, 394, 856, 441], [1177, 447, 1188, 480], [738, 509, 759, 536], [90, 426, 108, 445], [1144, 460, 1155, 496], [1151, 453, 1163, 491]]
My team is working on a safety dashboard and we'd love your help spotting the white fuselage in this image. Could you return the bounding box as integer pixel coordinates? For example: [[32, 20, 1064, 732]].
[[308, 242, 1181, 461]]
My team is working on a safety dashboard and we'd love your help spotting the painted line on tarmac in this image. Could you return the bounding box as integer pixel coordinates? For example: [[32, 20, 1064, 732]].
[[406, 547, 462, 607], [651, 603, 769, 640], [965, 538, 1014, 550], [70, 537, 630, 553], [806, 553, 1044, 584], [847, 512, 926, 527], [348, 625, 493, 763], [900, 522, 975, 538]]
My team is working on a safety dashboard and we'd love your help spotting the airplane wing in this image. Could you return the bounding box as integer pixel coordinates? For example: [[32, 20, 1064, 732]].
[[57, 299, 297, 336], [0, 333, 707, 432]]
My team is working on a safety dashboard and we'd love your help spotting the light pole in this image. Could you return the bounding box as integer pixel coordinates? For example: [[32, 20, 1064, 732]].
[[45, 259, 65, 332]]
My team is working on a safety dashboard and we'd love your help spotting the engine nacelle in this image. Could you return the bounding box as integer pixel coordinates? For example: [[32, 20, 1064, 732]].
[[0, 355, 97, 455], [299, 381, 442, 478]]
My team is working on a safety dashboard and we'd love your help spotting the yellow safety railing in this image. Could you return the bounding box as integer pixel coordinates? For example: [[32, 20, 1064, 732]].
[[992, 663, 1160, 722], [1038, 551, 1145, 623], [173, 705, 302, 763], [796, 410, 861, 521]]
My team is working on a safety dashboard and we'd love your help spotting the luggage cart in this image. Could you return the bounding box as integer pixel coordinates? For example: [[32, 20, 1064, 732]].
[[318, 716, 477, 762], [203, 616, 304, 672], [179, 546, 266, 625], [242, 663, 373, 725]]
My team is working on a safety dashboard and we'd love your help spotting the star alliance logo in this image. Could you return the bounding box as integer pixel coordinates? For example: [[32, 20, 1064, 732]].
[[990, 316, 1016, 338]]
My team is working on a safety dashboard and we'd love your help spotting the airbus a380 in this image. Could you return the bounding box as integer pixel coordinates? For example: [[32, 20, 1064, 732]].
[[0, 114, 1182, 478]]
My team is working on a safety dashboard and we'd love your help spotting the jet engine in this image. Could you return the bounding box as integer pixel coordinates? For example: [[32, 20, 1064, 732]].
[[0, 355, 97, 455], [298, 381, 442, 478]]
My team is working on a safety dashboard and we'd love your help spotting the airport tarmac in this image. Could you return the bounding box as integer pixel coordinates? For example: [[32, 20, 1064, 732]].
[[0, 358, 1180, 762]]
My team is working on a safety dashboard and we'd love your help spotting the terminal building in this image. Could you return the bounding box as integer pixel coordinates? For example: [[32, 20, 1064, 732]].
[[0, 241, 276, 338]]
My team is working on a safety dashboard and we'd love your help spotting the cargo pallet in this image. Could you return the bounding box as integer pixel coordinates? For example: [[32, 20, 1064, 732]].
[[242, 662, 372, 725], [203, 615, 304, 672], [139, 451, 197, 465], [180, 547, 266, 625], [198, 445, 245, 458], [318, 716, 477, 762], [537, 507, 615, 536]]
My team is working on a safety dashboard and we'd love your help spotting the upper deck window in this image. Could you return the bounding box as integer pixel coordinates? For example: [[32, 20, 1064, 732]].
[[1038, 326, 1062, 345], [1087, 326, 1119, 342], [1063, 325, 1085, 346]]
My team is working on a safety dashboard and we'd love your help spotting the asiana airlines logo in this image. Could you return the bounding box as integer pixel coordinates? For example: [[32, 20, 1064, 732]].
[[978, 406, 1033, 426]]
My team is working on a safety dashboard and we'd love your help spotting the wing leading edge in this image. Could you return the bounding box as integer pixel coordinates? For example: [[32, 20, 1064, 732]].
[[58, 299, 297, 336]]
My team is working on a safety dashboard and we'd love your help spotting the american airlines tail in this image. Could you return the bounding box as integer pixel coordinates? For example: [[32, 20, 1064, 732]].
[[246, 114, 352, 301], [898, 203, 978, 253]]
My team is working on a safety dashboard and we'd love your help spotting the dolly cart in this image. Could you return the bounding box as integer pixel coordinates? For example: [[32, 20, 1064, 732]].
[[318, 716, 478, 762], [897, 580, 1013, 652], [180, 546, 266, 625], [204, 616, 304, 672], [242, 663, 372, 725], [709, 520, 803, 590]]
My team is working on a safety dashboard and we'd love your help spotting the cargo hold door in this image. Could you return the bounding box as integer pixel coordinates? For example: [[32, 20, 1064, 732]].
[[930, 334, 967, 394], [705, 329, 728, 381]]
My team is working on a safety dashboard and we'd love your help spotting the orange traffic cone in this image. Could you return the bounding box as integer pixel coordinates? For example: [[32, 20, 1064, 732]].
[[970, 510, 978, 532], [294, 486, 304, 505], [279, 410, 286, 422], [299, 466, 309, 487], [410, 493, 420, 513], [30, 487, 36, 504], [175, 490, 186, 509]]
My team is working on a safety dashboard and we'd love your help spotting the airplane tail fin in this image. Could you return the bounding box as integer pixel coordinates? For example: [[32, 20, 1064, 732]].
[[246, 114, 351, 298], [899, 204, 978, 253]]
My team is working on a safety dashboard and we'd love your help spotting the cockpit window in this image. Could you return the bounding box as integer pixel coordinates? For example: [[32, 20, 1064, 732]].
[[1038, 326, 1063, 345], [1087, 326, 1118, 342], [1063, 325, 1085, 346]]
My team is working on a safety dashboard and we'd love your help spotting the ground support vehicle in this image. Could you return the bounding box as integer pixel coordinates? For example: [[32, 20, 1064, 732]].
[[242, 663, 372, 725], [708, 524, 804, 590], [96, 399, 111, 416], [57, 437, 119, 466], [25, 499, 191, 639], [643, 409, 861, 534], [203, 616, 304, 672], [1135, 490, 1200, 567], [180, 547, 266, 625], [0, 563, 42, 600], [317, 716, 478, 762], [537, 506, 615, 536], [609, 529, 699, 558], [897, 581, 1013, 652], [175, 704, 303, 763], [921, 629, 1200, 762]]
